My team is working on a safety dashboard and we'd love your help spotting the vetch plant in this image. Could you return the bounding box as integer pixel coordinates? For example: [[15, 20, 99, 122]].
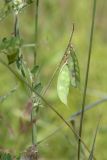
[[0, 0, 102, 159]]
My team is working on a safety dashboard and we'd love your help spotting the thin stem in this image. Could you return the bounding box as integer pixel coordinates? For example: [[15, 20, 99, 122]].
[[14, 14, 19, 37], [42, 24, 74, 96], [31, 0, 40, 146], [0, 58, 96, 159], [34, 0, 39, 66], [41, 65, 59, 96], [22, 43, 35, 48], [31, 106, 37, 145], [31, 98, 37, 145], [31, 110, 35, 145], [78, 0, 97, 159]]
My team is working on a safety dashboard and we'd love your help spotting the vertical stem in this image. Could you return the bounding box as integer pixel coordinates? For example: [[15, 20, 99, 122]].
[[31, 0, 40, 146], [14, 14, 19, 37], [31, 105, 37, 145], [31, 109, 34, 144], [34, 0, 39, 66], [78, 0, 97, 159]]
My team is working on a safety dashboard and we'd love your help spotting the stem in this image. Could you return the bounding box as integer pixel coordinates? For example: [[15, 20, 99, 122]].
[[31, 105, 37, 145], [31, 109, 35, 145], [42, 24, 74, 96], [0, 58, 96, 159], [78, 0, 97, 159], [22, 43, 35, 48], [34, 0, 39, 66], [14, 13, 19, 37], [31, 0, 40, 146]]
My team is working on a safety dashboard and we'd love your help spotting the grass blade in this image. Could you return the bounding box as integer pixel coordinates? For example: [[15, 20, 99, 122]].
[[0, 86, 18, 103], [88, 119, 100, 160]]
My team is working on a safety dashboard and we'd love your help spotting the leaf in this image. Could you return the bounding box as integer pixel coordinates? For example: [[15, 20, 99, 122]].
[[33, 82, 42, 94], [0, 36, 23, 64], [31, 65, 39, 74], [67, 46, 80, 87], [88, 120, 100, 160], [7, 49, 19, 64], [16, 55, 26, 77], [57, 64, 70, 105], [20, 67, 26, 77]]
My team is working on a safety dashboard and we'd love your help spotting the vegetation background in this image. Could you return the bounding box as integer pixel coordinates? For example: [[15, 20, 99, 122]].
[[0, 0, 107, 159]]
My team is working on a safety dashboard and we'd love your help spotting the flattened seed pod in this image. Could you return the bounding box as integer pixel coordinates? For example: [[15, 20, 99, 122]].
[[67, 45, 80, 88]]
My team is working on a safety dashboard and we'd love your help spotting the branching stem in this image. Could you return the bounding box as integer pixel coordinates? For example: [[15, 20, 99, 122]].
[[0, 58, 96, 159]]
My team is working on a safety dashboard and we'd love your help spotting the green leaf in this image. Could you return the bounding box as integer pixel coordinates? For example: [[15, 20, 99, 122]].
[[7, 49, 19, 64], [16, 56, 26, 77], [57, 64, 70, 105], [31, 65, 39, 74], [33, 82, 42, 94], [88, 120, 100, 160], [0, 36, 23, 64], [67, 46, 80, 88]]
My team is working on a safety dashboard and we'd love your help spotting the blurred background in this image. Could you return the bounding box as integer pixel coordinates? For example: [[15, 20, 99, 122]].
[[0, 0, 107, 159]]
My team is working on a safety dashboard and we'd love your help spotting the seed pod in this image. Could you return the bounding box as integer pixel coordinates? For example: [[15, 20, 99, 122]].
[[67, 45, 80, 87]]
